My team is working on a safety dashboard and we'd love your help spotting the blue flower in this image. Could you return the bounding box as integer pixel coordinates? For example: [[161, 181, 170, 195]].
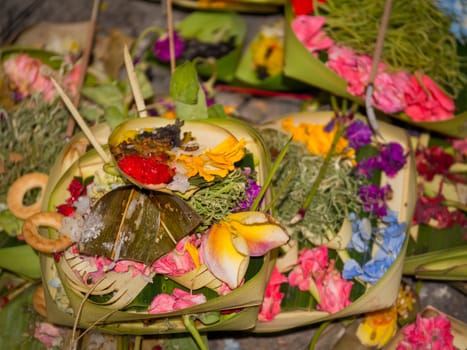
[[359, 257, 395, 284], [343, 258, 363, 280], [343, 210, 406, 285], [347, 213, 372, 253]]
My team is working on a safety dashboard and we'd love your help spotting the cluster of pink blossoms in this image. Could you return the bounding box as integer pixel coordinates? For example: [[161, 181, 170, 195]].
[[3, 54, 81, 102], [262, 245, 353, 319], [397, 313, 455, 350], [292, 16, 456, 122]]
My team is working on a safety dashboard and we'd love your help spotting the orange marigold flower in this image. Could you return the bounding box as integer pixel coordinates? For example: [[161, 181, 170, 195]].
[[177, 136, 246, 182]]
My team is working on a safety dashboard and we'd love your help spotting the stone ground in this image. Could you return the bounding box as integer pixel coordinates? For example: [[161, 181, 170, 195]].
[[1, 1, 466, 349]]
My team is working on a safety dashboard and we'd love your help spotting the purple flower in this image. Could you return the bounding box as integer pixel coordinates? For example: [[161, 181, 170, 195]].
[[234, 169, 262, 211], [356, 156, 379, 178], [378, 142, 406, 177], [153, 32, 185, 62], [358, 184, 392, 218], [345, 120, 372, 150]]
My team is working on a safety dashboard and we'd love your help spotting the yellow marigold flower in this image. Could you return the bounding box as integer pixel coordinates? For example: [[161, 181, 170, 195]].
[[281, 117, 355, 160], [252, 35, 284, 78], [356, 306, 398, 347], [177, 136, 246, 182]]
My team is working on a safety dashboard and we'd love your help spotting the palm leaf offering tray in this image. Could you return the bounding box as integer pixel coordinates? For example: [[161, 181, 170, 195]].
[[253, 110, 417, 332], [7, 59, 288, 337]]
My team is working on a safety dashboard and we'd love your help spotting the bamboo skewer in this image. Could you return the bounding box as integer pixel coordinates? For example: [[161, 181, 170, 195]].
[[65, 0, 101, 140], [166, 0, 176, 74], [123, 45, 148, 117], [52, 78, 110, 163]]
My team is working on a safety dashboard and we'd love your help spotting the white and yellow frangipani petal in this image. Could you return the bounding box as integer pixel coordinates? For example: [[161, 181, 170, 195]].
[[226, 212, 289, 256], [202, 211, 289, 289], [202, 221, 250, 289]]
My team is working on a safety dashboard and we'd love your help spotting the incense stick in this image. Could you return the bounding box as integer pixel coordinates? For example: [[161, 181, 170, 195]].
[[123, 45, 148, 117], [65, 0, 101, 139], [52, 78, 110, 163]]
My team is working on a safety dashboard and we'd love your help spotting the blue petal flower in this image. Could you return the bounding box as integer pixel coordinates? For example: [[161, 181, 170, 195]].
[[360, 257, 394, 284], [342, 259, 363, 280]]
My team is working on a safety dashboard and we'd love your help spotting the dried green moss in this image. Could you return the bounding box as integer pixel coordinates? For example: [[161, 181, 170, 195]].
[[0, 98, 69, 203]]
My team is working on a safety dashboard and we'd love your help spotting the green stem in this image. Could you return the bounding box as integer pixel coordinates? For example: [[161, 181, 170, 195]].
[[309, 321, 331, 350], [182, 315, 208, 350], [251, 136, 293, 212], [134, 335, 142, 350], [290, 123, 344, 224]]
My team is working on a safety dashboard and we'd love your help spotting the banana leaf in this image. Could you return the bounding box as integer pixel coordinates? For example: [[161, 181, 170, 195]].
[[176, 11, 246, 82], [253, 111, 417, 332], [38, 116, 276, 333], [0, 245, 41, 280], [404, 227, 467, 280], [282, 3, 467, 139], [172, 0, 283, 13], [0, 285, 46, 349]]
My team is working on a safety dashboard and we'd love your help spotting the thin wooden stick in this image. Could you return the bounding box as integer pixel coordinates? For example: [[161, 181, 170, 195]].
[[52, 78, 110, 163], [166, 0, 176, 74], [365, 0, 392, 138], [123, 45, 148, 117], [65, 0, 101, 139]]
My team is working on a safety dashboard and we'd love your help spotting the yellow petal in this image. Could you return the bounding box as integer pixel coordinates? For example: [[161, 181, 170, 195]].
[[202, 222, 250, 289], [226, 212, 289, 256], [356, 306, 398, 347]]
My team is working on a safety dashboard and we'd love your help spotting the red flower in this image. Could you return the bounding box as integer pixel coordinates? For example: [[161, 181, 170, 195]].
[[118, 155, 174, 185], [413, 194, 466, 229], [56, 204, 75, 217], [416, 146, 455, 182], [291, 0, 326, 15], [67, 178, 86, 204]]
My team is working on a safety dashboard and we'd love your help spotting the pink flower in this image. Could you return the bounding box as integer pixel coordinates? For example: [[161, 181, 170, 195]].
[[3, 54, 55, 101], [397, 313, 455, 350], [258, 267, 288, 321], [326, 45, 376, 96], [292, 16, 334, 56], [314, 260, 353, 313], [404, 74, 455, 122], [148, 288, 207, 314], [34, 322, 67, 349], [288, 245, 328, 291], [152, 235, 198, 276], [62, 63, 83, 97], [372, 71, 411, 113]]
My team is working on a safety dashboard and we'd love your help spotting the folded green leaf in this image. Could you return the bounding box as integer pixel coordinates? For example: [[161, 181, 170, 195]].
[[79, 187, 201, 264]]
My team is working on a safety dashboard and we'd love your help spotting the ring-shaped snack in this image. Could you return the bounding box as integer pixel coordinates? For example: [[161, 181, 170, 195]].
[[22, 212, 73, 254], [7, 173, 49, 220]]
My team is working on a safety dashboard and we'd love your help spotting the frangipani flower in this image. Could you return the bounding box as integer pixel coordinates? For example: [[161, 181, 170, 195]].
[[356, 306, 398, 347], [177, 136, 247, 182], [201, 211, 289, 289]]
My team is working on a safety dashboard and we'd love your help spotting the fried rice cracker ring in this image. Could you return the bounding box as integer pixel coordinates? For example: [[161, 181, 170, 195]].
[[32, 285, 47, 318], [6, 172, 49, 220], [22, 212, 73, 254]]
